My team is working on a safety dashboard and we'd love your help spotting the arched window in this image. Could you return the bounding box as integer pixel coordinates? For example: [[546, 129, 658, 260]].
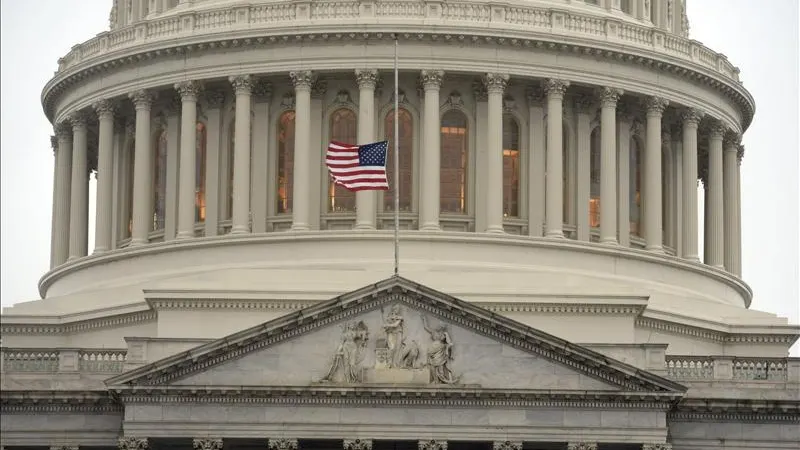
[[502, 115, 520, 218], [440, 110, 468, 214], [277, 111, 296, 214], [630, 137, 643, 236], [195, 122, 207, 223], [589, 127, 601, 228], [384, 108, 413, 212], [328, 108, 358, 212], [153, 128, 168, 231]]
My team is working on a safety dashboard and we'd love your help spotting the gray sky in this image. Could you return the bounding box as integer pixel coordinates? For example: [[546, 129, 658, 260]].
[[1, 1, 798, 353]]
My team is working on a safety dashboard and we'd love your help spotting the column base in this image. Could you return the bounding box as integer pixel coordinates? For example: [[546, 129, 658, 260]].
[[545, 231, 565, 239], [129, 238, 148, 247], [92, 247, 109, 255], [420, 223, 441, 232], [646, 245, 665, 254], [485, 225, 505, 234], [599, 237, 619, 245], [176, 231, 194, 240], [230, 226, 249, 235], [711, 264, 725, 270], [684, 255, 701, 263], [354, 223, 376, 231], [291, 223, 310, 232]]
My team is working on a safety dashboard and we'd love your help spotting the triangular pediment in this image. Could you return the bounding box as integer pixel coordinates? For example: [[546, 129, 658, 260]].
[[107, 276, 685, 394]]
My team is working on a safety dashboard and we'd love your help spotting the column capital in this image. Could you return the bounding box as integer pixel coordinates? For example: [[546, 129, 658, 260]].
[[526, 85, 544, 106], [355, 69, 380, 90], [253, 80, 274, 102], [543, 78, 569, 98], [51, 134, 59, 152], [492, 442, 522, 450], [737, 143, 745, 163], [644, 96, 669, 116], [68, 111, 90, 130], [598, 86, 624, 107], [175, 80, 203, 101], [203, 90, 226, 109], [483, 72, 509, 94], [681, 107, 704, 125], [418, 441, 447, 450], [51, 446, 79, 450], [708, 120, 726, 139], [567, 443, 598, 450], [192, 438, 223, 450], [290, 70, 316, 90], [343, 440, 373, 450], [642, 444, 673, 450], [420, 69, 445, 90], [724, 129, 742, 149], [268, 439, 298, 450], [229, 75, 253, 95], [129, 90, 155, 110], [55, 121, 73, 141], [92, 99, 116, 119], [118, 437, 149, 450]]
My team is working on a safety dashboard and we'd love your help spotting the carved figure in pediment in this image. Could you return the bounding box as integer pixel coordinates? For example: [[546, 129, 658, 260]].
[[321, 320, 369, 383], [380, 304, 421, 369], [421, 314, 460, 385]]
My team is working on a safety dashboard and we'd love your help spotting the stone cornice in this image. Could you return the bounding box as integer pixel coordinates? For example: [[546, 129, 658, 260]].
[[42, 7, 754, 130], [635, 316, 799, 346], [0, 390, 122, 414], [37, 232, 754, 308], [112, 385, 680, 410], [0, 310, 156, 336], [671, 398, 800, 423]]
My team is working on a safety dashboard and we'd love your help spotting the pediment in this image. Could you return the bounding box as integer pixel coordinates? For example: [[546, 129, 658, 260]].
[[107, 276, 685, 394]]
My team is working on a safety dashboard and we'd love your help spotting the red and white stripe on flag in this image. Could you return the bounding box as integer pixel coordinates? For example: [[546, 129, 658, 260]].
[[325, 140, 389, 191]]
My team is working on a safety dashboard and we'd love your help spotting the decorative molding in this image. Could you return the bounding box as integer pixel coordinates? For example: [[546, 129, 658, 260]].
[[0, 310, 157, 336], [419, 441, 446, 450], [597, 87, 623, 108], [525, 85, 544, 107], [92, 99, 116, 119], [268, 439, 298, 450], [289, 70, 315, 90], [724, 130, 741, 149], [311, 78, 328, 99], [420, 70, 445, 90], [543, 79, 569, 98], [355, 69, 380, 90], [736, 144, 745, 163], [681, 107, 703, 125], [192, 438, 223, 450], [118, 437, 148, 450], [669, 410, 800, 424], [333, 89, 355, 107], [252, 80, 274, 102], [343, 440, 372, 450], [641, 445, 672, 450], [175, 80, 202, 101], [50, 135, 59, 152], [472, 79, 488, 102], [567, 443, 597, 450], [443, 91, 463, 109], [128, 90, 155, 110], [51, 446, 79, 450], [644, 96, 669, 116], [203, 91, 226, 110], [492, 442, 521, 450], [229, 75, 253, 95], [483, 73, 509, 94], [574, 94, 594, 114], [502, 95, 516, 113], [280, 92, 296, 110], [68, 111, 90, 129]]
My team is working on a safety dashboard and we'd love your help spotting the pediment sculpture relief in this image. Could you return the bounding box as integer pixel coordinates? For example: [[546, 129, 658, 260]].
[[319, 305, 461, 386]]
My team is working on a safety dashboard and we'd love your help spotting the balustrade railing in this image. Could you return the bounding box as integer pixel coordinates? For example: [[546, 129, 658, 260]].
[[2, 349, 60, 372], [1, 348, 127, 374], [53, 0, 740, 89], [665, 356, 796, 382]]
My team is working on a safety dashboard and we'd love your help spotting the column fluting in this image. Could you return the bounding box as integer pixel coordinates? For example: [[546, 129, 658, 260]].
[[52, 124, 73, 266], [575, 95, 592, 242], [176, 80, 202, 239], [355, 69, 379, 230], [723, 131, 740, 273], [543, 79, 569, 238], [644, 96, 669, 252], [229, 75, 253, 235], [67, 112, 89, 260], [681, 108, 702, 262], [290, 70, 314, 231], [527, 86, 546, 237], [129, 89, 155, 246], [484, 72, 509, 233], [616, 107, 633, 247], [420, 70, 444, 231], [707, 122, 725, 269], [93, 100, 116, 254], [599, 87, 623, 244]]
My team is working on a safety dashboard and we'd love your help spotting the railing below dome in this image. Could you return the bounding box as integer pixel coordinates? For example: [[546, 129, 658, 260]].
[[1, 348, 128, 374], [59, 0, 739, 85], [665, 355, 799, 382]]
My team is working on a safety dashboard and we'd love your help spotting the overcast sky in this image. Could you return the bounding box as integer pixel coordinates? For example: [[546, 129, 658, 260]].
[[1, 1, 798, 352]]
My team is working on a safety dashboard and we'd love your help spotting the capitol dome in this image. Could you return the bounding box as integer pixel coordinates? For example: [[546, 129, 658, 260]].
[[2, 1, 797, 449]]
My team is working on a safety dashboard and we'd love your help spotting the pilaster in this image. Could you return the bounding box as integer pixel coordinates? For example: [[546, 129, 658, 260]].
[[203, 91, 225, 237], [616, 105, 633, 247], [526, 86, 546, 237], [473, 79, 489, 234], [251, 80, 273, 234], [575, 94, 593, 242]]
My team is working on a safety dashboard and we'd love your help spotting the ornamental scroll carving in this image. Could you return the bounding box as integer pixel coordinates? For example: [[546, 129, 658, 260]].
[[118, 437, 148, 450], [192, 439, 223, 450], [319, 305, 461, 386], [567, 443, 598, 450]]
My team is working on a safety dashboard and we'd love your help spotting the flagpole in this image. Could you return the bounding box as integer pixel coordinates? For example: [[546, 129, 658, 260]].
[[393, 35, 400, 276]]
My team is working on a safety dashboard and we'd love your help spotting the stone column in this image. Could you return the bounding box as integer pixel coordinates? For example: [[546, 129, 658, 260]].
[[723, 131, 740, 273], [192, 438, 223, 450], [229, 75, 254, 234], [420, 69, 444, 231], [176, 80, 202, 239], [484, 72, 509, 233], [290, 70, 315, 231], [93, 100, 116, 254], [118, 437, 149, 450], [129, 89, 155, 246], [473, 82, 489, 233], [735, 147, 743, 276], [268, 439, 299, 450], [251, 81, 273, 233], [49, 135, 59, 268], [543, 78, 569, 238], [567, 443, 598, 450], [419, 441, 447, 450], [355, 69, 380, 230], [164, 96, 181, 241], [343, 440, 373, 450], [52, 124, 73, 266], [681, 108, 702, 262], [617, 108, 632, 247], [203, 91, 225, 237], [68, 112, 89, 260], [575, 95, 592, 242], [707, 122, 725, 269], [643, 96, 669, 252], [599, 87, 623, 244], [527, 86, 546, 237]]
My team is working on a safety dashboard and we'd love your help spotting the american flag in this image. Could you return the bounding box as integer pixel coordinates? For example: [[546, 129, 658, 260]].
[[326, 140, 389, 191]]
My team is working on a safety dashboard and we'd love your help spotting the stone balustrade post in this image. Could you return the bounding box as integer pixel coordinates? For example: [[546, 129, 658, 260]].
[[713, 356, 734, 380], [57, 349, 80, 372]]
